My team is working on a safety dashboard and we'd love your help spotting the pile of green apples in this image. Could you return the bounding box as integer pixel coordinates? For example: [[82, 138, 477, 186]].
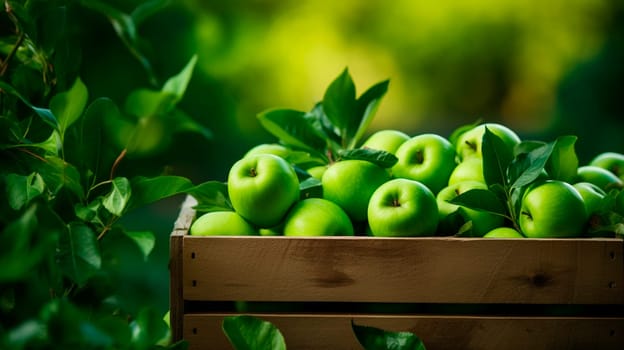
[[190, 69, 624, 239]]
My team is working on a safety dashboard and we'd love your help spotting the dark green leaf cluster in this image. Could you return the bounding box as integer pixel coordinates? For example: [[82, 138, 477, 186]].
[[257, 68, 394, 169], [0, 1, 208, 349]]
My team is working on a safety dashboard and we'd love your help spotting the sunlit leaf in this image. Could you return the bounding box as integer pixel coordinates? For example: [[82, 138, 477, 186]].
[[352, 321, 426, 350], [125, 89, 178, 118], [50, 77, 88, 137], [482, 126, 513, 187], [222, 315, 286, 350], [162, 54, 198, 101], [188, 181, 232, 212], [510, 141, 555, 190], [127, 176, 194, 212], [323, 67, 356, 145], [5, 172, 45, 210], [257, 108, 327, 154], [350, 79, 389, 148], [103, 177, 131, 216], [546, 135, 578, 182], [338, 148, 398, 168], [123, 231, 155, 260]]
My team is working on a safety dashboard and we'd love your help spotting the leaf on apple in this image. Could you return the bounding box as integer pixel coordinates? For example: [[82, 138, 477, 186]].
[[449, 188, 508, 217], [337, 148, 398, 168], [257, 108, 328, 156], [545, 135, 579, 183], [299, 176, 323, 200], [482, 126, 514, 188]]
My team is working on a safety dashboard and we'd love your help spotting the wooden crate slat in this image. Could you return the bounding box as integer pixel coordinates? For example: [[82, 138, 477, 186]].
[[182, 235, 623, 304], [183, 313, 624, 350]]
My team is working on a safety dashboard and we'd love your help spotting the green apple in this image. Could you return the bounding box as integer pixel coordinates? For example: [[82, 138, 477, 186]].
[[573, 182, 607, 216], [305, 165, 327, 179], [228, 154, 300, 227], [575, 165, 623, 191], [367, 178, 438, 237], [483, 227, 524, 238], [322, 159, 390, 222], [392, 133, 457, 194], [519, 180, 587, 238], [436, 181, 505, 237], [589, 152, 624, 178], [448, 157, 485, 185], [361, 129, 410, 155], [455, 123, 521, 161], [190, 211, 257, 236], [244, 143, 291, 159], [283, 198, 354, 236]]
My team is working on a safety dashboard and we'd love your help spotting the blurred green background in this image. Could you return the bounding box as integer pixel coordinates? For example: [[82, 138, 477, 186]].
[[74, 0, 624, 314]]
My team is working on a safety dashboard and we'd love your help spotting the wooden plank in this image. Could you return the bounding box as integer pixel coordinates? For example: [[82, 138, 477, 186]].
[[182, 236, 624, 304], [170, 196, 197, 342], [183, 313, 624, 350]]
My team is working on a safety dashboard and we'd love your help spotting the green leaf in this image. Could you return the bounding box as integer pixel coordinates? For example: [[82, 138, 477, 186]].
[[78, 98, 123, 182], [352, 321, 426, 350], [257, 108, 327, 154], [50, 77, 88, 137], [510, 141, 555, 190], [349, 79, 390, 148], [59, 222, 101, 286], [188, 181, 233, 213], [222, 315, 286, 350], [545, 135, 578, 182], [0, 205, 49, 282], [125, 89, 178, 118], [103, 177, 131, 216], [170, 109, 213, 140], [131, 0, 172, 25], [482, 126, 514, 187], [338, 148, 398, 168], [323, 68, 357, 146], [22, 130, 62, 156], [123, 230, 155, 260], [130, 308, 171, 349], [5, 173, 45, 210], [127, 176, 194, 212], [30, 156, 84, 198], [0, 81, 58, 129], [162, 54, 198, 101], [299, 176, 322, 200], [449, 188, 508, 217]]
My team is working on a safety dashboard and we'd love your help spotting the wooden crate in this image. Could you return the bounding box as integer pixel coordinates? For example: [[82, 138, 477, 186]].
[[170, 196, 624, 349]]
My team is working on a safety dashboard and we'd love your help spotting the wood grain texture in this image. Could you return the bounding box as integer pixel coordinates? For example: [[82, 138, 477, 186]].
[[182, 236, 624, 304], [183, 313, 624, 350], [170, 196, 197, 342]]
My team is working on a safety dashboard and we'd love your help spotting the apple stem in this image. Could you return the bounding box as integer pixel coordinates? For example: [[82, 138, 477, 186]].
[[249, 167, 257, 177], [465, 140, 477, 151], [392, 198, 401, 207]]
